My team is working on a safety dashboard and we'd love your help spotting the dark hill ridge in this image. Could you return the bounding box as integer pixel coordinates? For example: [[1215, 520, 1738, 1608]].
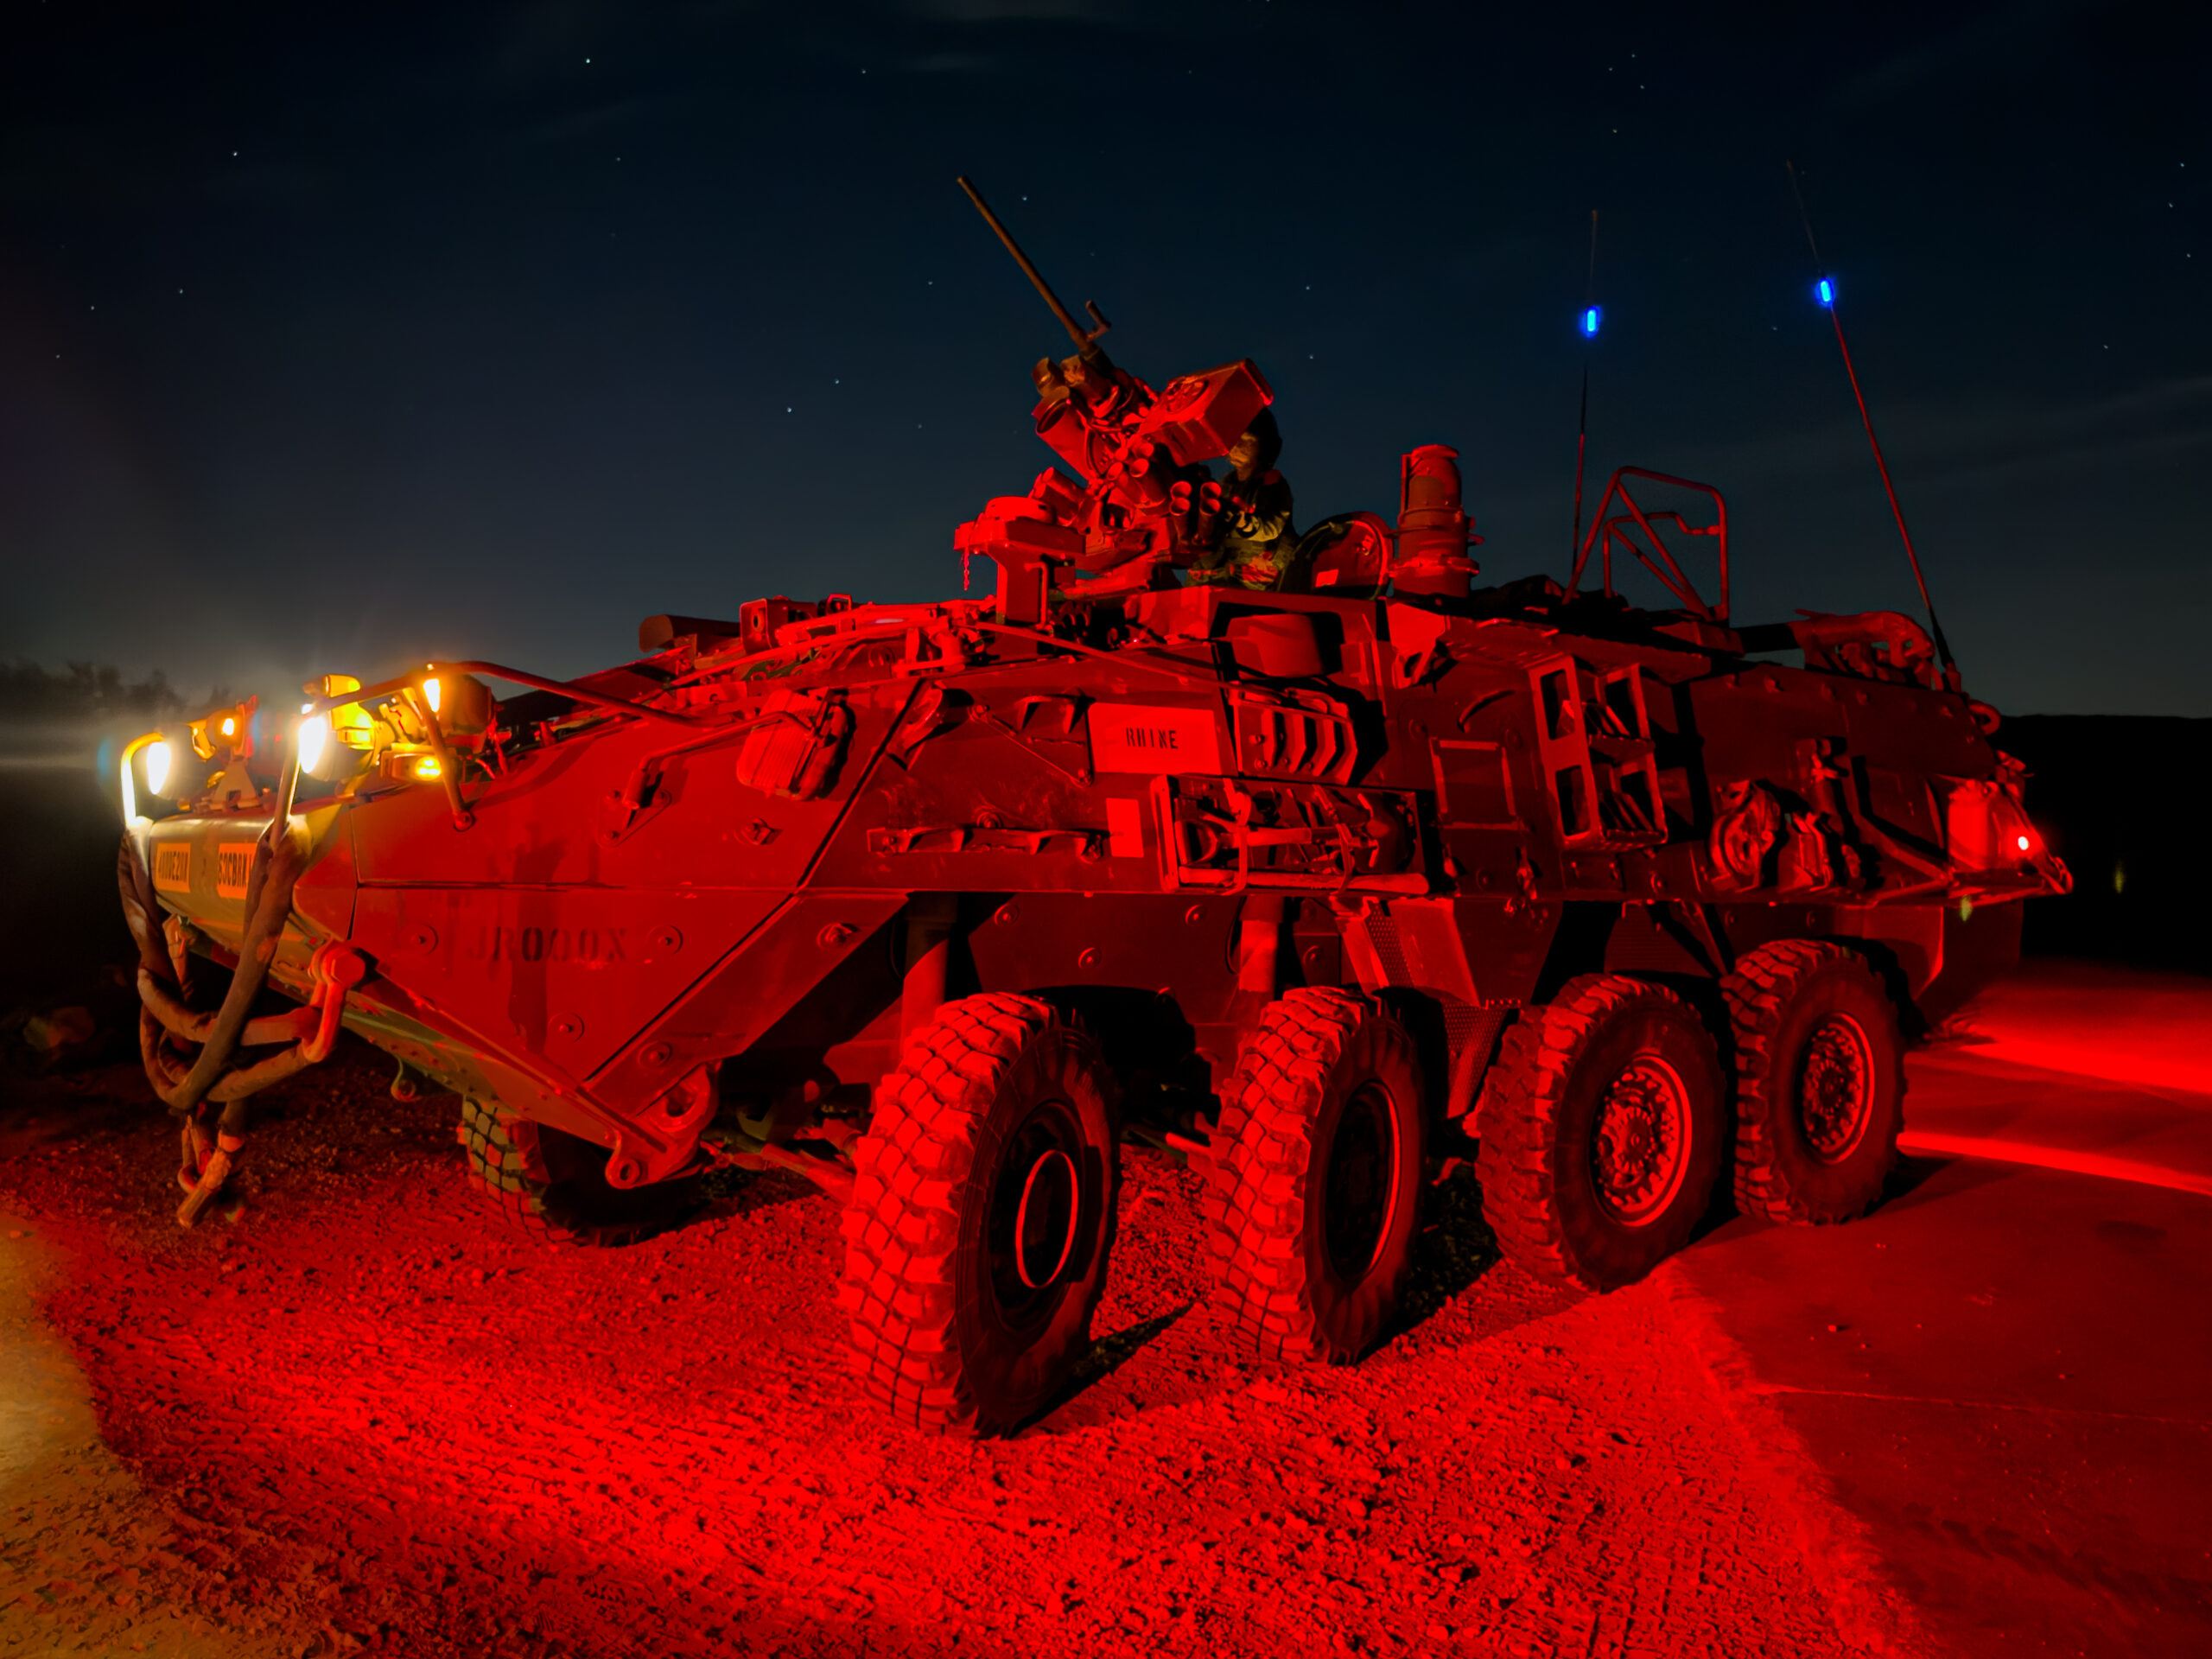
[[2005, 715, 2212, 975]]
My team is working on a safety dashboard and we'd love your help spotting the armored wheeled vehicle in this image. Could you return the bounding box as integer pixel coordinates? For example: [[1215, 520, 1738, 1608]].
[[115, 190, 2069, 1433]]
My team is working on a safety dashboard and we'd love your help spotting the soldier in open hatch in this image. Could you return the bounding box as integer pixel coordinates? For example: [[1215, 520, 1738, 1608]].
[[1190, 407, 1303, 592]]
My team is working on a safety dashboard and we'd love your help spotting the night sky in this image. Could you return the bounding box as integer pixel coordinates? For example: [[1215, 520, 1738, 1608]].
[[3, 2, 2204, 719]]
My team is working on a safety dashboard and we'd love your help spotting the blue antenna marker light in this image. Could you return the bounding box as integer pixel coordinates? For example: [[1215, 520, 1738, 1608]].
[[1815, 276, 1835, 307], [1580, 305, 1601, 338]]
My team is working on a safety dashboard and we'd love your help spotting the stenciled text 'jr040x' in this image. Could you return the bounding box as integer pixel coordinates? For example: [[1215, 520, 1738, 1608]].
[[117, 186, 2067, 1434]]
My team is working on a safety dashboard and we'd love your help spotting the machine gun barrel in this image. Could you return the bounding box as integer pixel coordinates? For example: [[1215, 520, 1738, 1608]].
[[957, 175, 1110, 357]]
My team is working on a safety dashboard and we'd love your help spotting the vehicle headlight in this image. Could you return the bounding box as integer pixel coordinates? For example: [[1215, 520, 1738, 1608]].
[[297, 715, 329, 777], [423, 675, 442, 715], [119, 730, 169, 828], [306, 674, 373, 750]]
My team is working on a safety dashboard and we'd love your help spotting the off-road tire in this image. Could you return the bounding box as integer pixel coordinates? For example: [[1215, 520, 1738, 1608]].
[[838, 995, 1119, 1434], [1205, 989, 1426, 1363], [1724, 940, 1905, 1224], [1476, 975, 1726, 1292], [458, 1096, 693, 1248]]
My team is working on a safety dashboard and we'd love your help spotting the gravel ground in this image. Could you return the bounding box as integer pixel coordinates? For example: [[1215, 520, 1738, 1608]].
[[0, 1040, 1898, 1657]]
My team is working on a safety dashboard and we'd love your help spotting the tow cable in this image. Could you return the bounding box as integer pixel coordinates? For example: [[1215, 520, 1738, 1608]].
[[119, 821, 365, 1227]]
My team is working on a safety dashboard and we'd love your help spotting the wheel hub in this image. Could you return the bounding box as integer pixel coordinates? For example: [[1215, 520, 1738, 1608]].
[[1591, 1058, 1691, 1226], [1323, 1082, 1400, 1282], [984, 1101, 1087, 1328], [1012, 1148, 1079, 1290], [1798, 1014, 1875, 1163]]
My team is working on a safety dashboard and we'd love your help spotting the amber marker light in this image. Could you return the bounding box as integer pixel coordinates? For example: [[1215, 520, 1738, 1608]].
[[305, 673, 372, 751], [414, 755, 442, 780]]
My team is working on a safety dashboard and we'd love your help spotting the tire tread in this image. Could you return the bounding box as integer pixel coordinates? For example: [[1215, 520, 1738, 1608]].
[[1724, 939, 1903, 1225], [1204, 988, 1418, 1363], [457, 1097, 673, 1248], [1475, 974, 1718, 1292], [838, 994, 1101, 1433]]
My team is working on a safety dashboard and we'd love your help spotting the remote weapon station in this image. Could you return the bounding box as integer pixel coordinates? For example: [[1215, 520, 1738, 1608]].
[[118, 185, 2068, 1433]]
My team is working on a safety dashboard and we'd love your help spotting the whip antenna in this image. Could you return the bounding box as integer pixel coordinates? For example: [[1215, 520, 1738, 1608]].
[[1568, 209, 1600, 563], [1786, 161, 1958, 683]]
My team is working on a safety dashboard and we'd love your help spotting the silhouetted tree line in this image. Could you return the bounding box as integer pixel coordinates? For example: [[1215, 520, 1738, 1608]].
[[0, 661, 213, 723]]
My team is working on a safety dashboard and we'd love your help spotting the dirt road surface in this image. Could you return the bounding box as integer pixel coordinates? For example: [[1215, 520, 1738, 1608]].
[[0, 1042, 1897, 1658]]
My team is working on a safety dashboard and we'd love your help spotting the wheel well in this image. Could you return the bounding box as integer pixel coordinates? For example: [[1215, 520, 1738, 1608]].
[[1536, 900, 1721, 1005], [1531, 902, 1619, 1004], [1376, 988, 1451, 1128], [1026, 984, 1205, 1136], [1827, 935, 1925, 1039]]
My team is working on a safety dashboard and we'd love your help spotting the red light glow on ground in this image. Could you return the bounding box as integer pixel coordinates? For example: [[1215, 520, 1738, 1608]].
[[1, 1047, 1874, 1657]]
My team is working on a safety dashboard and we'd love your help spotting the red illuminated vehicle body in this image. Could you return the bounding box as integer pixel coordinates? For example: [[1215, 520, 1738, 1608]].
[[114, 213, 2069, 1435]]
